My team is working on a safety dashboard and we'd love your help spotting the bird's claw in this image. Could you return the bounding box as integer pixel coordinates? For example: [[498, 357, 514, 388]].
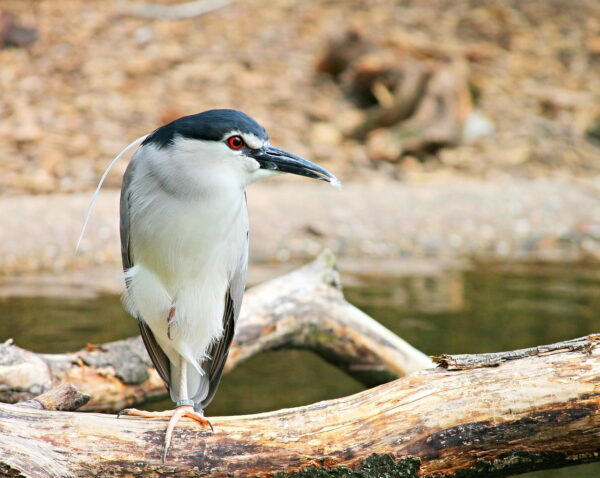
[[117, 405, 213, 462], [163, 405, 213, 462], [117, 407, 173, 419]]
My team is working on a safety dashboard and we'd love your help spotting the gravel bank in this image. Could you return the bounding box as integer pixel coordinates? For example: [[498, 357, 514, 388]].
[[1, 175, 600, 276]]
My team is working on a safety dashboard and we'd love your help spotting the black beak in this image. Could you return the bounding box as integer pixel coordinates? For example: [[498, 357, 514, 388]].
[[251, 146, 340, 187]]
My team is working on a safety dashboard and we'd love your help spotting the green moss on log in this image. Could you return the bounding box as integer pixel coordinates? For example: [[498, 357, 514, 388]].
[[274, 450, 600, 478], [0, 462, 27, 478], [274, 454, 420, 478], [447, 451, 600, 478]]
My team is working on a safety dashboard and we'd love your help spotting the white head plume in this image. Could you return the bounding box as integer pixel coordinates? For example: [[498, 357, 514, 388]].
[[75, 134, 148, 253]]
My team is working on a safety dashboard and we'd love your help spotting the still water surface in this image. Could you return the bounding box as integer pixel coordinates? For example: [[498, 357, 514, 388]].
[[1, 263, 598, 477]]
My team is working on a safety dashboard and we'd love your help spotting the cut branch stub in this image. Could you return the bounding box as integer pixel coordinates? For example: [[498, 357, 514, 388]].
[[16, 383, 90, 411]]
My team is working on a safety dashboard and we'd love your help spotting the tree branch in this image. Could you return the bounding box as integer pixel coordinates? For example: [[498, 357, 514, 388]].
[[435, 335, 600, 370], [0, 251, 433, 412]]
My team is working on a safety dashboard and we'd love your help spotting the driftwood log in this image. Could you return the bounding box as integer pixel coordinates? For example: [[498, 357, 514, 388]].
[[0, 335, 598, 477], [0, 251, 433, 412]]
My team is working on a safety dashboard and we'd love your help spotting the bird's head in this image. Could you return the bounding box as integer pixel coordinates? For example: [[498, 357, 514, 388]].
[[140, 109, 340, 196]]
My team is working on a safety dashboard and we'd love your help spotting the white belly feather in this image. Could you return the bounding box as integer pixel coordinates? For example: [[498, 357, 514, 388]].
[[124, 179, 246, 374]]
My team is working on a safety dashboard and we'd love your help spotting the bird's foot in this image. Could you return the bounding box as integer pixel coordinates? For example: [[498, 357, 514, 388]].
[[118, 405, 213, 462]]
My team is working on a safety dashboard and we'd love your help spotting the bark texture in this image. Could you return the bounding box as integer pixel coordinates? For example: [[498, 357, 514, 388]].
[[0, 251, 433, 412], [0, 336, 598, 477]]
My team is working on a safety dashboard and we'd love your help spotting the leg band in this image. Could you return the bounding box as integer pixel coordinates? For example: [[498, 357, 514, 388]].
[[175, 399, 194, 407]]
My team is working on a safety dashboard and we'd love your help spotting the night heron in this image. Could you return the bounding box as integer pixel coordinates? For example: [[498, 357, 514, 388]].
[[91, 109, 339, 460]]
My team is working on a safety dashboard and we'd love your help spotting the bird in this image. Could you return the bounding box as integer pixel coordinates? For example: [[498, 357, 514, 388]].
[[114, 109, 340, 460]]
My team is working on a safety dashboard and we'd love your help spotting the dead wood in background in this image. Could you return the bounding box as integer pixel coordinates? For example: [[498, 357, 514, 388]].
[[0, 336, 598, 477], [0, 11, 37, 48], [317, 28, 480, 161], [0, 252, 433, 412], [119, 0, 233, 20]]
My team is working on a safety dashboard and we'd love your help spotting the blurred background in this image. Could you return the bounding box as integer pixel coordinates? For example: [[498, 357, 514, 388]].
[[1, 1, 599, 476]]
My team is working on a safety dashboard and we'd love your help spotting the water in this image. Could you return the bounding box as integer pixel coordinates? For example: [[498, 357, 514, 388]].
[[0, 262, 598, 477]]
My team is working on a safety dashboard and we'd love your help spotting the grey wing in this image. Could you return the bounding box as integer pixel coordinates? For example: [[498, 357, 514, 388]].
[[120, 154, 171, 387], [198, 220, 248, 409]]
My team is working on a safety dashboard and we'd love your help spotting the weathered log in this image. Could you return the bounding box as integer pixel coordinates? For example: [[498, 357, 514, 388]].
[[0, 336, 598, 477], [0, 252, 433, 412]]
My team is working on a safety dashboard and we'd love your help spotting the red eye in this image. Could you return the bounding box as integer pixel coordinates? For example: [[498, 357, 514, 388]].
[[227, 135, 245, 150]]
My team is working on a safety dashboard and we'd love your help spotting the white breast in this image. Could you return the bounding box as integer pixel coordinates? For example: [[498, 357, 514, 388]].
[[123, 146, 248, 372]]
